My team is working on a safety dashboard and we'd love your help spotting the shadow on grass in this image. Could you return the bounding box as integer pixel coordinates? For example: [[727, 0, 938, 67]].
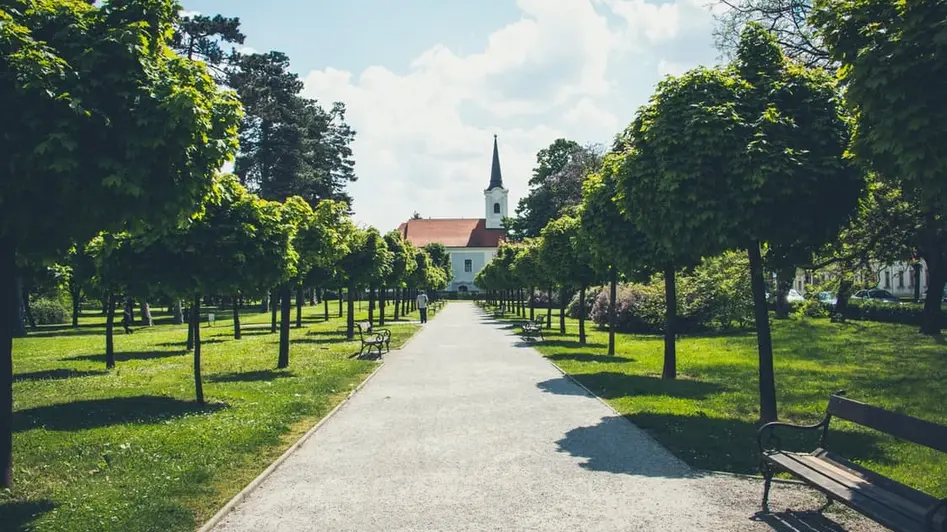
[[752, 510, 848, 532], [208, 370, 294, 383], [156, 338, 225, 347], [14, 395, 226, 432], [555, 416, 697, 478], [541, 372, 726, 401], [294, 337, 349, 346], [306, 329, 347, 337], [547, 353, 635, 364], [0, 499, 56, 531], [63, 350, 187, 363], [626, 412, 889, 475], [14, 369, 108, 382], [526, 339, 608, 350], [238, 328, 276, 336], [25, 328, 104, 339]]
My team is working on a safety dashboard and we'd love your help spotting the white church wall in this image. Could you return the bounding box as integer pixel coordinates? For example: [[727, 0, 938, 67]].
[[448, 248, 495, 291]]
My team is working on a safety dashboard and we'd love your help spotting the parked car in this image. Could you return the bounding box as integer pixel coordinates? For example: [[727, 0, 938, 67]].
[[850, 288, 900, 304], [786, 289, 805, 303], [817, 291, 837, 306]]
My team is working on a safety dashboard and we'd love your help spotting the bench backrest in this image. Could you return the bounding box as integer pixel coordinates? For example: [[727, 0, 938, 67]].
[[828, 394, 947, 453]]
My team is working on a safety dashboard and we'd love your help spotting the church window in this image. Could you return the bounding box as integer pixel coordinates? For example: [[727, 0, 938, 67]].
[[493, 203, 500, 214], [464, 259, 472, 273]]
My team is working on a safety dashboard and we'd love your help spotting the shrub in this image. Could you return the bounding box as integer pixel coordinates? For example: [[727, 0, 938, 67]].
[[566, 288, 599, 319], [689, 250, 754, 329], [794, 298, 828, 319], [842, 299, 940, 326], [31, 297, 68, 325]]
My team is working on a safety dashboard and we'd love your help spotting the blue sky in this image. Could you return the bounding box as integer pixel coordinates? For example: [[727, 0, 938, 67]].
[[182, 0, 725, 231]]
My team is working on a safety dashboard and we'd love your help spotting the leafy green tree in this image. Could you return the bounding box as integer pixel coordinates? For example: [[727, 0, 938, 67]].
[[507, 139, 603, 239], [0, 0, 240, 486], [510, 239, 546, 321], [620, 24, 860, 421], [338, 228, 392, 338], [294, 199, 353, 327], [538, 216, 599, 343], [65, 242, 97, 328], [812, 0, 947, 333], [714, 0, 831, 69], [423, 243, 453, 289], [384, 231, 417, 323], [580, 155, 652, 356]]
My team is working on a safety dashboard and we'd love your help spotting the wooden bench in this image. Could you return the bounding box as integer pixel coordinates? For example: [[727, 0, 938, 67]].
[[519, 313, 546, 341], [758, 391, 947, 531], [355, 321, 391, 359]]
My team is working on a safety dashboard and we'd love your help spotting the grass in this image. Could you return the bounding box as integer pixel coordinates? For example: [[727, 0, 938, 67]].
[[1, 300, 425, 532], [497, 305, 947, 498]]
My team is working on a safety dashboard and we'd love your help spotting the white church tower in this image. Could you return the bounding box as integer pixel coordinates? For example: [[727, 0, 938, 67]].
[[484, 135, 508, 229]]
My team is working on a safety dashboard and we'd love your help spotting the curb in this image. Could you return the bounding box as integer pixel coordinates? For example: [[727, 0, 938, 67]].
[[196, 361, 387, 532], [539, 356, 801, 485]]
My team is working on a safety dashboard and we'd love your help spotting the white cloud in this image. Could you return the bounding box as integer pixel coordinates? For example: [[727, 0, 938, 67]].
[[301, 0, 717, 232]]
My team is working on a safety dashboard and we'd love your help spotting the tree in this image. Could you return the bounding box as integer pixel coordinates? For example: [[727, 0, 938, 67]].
[[338, 228, 392, 339], [507, 140, 603, 239], [65, 243, 96, 328], [423, 243, 453, 289], [580, 155, 652, 356], [538, 216, 599, 343], [714, 0, 833, 69], [620, 24, 860, 421], [0, 0, 240, 487], [383, 231, 417, 323], [294, 199, 353, 327], [811, 0, 947, 334], [172, 13, 245, 79]]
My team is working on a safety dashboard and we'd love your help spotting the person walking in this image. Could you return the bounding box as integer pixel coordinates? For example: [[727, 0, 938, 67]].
[[416, 291, 429, 324], [121, 299, 134, 334]]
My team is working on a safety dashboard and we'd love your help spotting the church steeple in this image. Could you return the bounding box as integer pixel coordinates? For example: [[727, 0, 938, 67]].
[[488, 134, 503, 190]]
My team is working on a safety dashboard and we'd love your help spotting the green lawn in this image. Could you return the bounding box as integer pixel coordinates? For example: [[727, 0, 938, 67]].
[[501, 306, 947, 498], [1, 300, 424, 532]]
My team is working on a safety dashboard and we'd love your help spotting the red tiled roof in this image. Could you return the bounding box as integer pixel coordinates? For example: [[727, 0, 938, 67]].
[[398, 218, 504, 248]]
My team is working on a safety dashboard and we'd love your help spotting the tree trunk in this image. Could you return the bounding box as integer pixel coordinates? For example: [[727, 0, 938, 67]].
[[368, 286, 376, 325], [394, 286, 402, 320], [608, 267, 617, 356], [920, 256, 946, 335], [346, 284, 356, 340], [310, 288, 317, 306], [186, 303, 194, 351], [379, 286, 386, 326], [323, 288, 330, 321], [233, 296, 242, 340], [748, 242, 778, 422], [338, 288, 343, 318], [529, 287, 535, 321], [270, 288, 278, 333], [559, 287, 566, 334], [0, 239, 17, 487], [913, 263, 923, 303], [295, 285, 304, 328], [140, 302, 153, 326], [278, 284, 291, 368], [578, 286, 587, 345], [125, 297, 135, 324], [546, 286, 553, 328], [260, 292, 269, 313], [70, 284, 81, 328], [105, 293, 117, 369], [171, 300, 184, 325], [192, 296, 204, 404], [21, 286, 34, 330], [663, 266, 677, 380]]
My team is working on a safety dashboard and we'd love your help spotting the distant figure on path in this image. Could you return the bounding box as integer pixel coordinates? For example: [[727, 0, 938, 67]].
[[417, 292, 429, 324]]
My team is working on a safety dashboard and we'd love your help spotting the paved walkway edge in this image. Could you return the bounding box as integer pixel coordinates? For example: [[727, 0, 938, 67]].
[[539, 353, 804, 486], [196, 323, 430, 532]]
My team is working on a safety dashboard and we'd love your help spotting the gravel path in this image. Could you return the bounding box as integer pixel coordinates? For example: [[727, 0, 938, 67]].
[[210, 302, 886, 532]]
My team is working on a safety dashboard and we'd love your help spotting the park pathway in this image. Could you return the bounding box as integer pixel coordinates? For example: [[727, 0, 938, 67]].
[[209, 302, 859, 532]]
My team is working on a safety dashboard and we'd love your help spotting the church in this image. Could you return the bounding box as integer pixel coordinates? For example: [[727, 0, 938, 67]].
[[397, 136, 508, 292]]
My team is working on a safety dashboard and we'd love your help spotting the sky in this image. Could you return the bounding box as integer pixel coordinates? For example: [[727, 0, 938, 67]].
[[182, 0, 727, 232]]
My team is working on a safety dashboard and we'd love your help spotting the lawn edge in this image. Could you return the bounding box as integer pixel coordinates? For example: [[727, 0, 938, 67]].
[[195, 360, 388, 532], [538, 353, 804, 487]]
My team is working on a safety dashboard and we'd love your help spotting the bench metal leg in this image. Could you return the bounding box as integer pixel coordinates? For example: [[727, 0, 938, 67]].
[[761, 461, 774, 513]]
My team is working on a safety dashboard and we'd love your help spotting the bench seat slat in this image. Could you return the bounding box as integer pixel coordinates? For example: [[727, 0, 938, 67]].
[[817, 450, 942, 512], [766, 451, 939, 532]]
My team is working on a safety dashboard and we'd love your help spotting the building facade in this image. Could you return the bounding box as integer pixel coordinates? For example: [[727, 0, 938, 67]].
[[397, 136, 508, 292]]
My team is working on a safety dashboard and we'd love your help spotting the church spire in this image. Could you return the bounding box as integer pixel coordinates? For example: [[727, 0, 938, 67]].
[[488, 134, 503, 190]]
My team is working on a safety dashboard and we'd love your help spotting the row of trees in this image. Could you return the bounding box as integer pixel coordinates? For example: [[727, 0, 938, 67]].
[[0, 0, 451, 490], [484, 2, 946, 425]]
